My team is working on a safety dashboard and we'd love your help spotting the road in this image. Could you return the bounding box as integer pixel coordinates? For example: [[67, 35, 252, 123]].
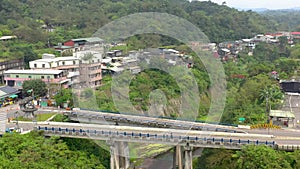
[[248, 128, 300, 145], [282, 93, 300, 128]]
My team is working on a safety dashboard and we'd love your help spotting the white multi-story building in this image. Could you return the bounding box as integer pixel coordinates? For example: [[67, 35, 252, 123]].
[[29, 52, 102, 88]]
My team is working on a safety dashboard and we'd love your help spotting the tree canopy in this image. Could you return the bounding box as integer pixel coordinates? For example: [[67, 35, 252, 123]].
[[196, 145, 300, 169], [0, 131, 106, 169], [22, 79, 47, 98]]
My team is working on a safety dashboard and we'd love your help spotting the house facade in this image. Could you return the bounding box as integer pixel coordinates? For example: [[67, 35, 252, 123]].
[[29, 54, 80, 72], [4, 69, 68, 88]]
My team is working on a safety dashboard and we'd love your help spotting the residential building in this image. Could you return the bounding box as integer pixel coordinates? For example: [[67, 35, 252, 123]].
[[29, 54, 80, 72], [291, 32, 300, 39], [75, 51, 102, 88], [106, 50, 123, 58], [29, 51, 103, 88], [4, 69, 68, 88], [0, 59, 25, 84], [64, 37, 104, 50]]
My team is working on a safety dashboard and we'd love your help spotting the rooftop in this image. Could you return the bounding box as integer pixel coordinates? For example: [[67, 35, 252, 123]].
[[32, 56, 79, 63], [53, 45, 73, 49], [270, 110, 295, 118], [4, 69, 63, 75], [0, 36, 17, 40], [72, 37, 104, 43], [0, 86, 19, 98], [291, 32, 300, 35]]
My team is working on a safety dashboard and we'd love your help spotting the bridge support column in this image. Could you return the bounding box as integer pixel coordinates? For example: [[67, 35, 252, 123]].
[[118, 142, 130, 169], [108, 141, 130, 169], [183, 145, 193, 169], [173, 145, 183, 169]]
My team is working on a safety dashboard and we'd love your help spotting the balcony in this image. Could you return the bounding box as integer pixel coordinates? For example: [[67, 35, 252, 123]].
[[90, 76, 102, 82], [89, 69, 101, 75], [54, 65, 79, 70], [5, 76, 68, 84]]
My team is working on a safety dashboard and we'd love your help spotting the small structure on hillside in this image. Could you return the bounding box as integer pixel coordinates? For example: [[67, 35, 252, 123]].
[[270, 110, 295, 128], [280, 80, 300, 93]]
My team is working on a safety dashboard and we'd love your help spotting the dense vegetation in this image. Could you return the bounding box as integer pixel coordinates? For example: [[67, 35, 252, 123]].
[[82, 40, 297, 125], [261, 10, 300, 31], [22, 79, 47, 97], [0, 131, 108, 168], [0, 0, 278, 64], [0, 0, 276, 43], [195, 145, 300, 169]]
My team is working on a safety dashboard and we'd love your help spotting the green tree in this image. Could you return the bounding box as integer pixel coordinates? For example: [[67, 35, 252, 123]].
[[233, 145, 292, 169], [22, 79, 47, 97], [260, 85, 284, 121], [0, 131, 106, 169], [54, 88, 74, 108]]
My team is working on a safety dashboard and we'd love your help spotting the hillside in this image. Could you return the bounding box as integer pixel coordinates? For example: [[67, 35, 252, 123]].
[[260, 10, 300, 31], [0, 0, 277, 45]]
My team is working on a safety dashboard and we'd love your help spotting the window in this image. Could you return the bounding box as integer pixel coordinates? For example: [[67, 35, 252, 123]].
[[73, 61, 76, 65], [47, 76, 51, 79], [62, 61, 65, 65], [6, 75, 10, 77], [42, 64, 45, 68], [41, 76, 44, 79], [34, 64, 37, 68], [16, 75, 19, 78], [28, 76, 31, 78]]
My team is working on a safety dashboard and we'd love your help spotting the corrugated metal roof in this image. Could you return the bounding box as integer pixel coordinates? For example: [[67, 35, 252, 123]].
[[72, 37, 103, 43], [0, 86, 19, 98], [270, 110, 295, 118]]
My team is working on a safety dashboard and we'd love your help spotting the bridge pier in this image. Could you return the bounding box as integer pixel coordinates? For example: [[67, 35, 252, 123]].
[[108, 141, 130, 169], [184, 145, 193, 169], [173, 145, 183, 169], [173, 144, 193, 169]]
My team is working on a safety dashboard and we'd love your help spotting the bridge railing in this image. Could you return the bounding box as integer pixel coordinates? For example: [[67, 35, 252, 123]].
[[276, 145, 300, 151], [36, 126, 275, 148]]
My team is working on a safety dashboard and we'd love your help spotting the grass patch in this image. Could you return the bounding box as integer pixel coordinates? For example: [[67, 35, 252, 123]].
[[17, 113, 57, 122], [51, 114, 70, 122], [129, 143, 172, 159]]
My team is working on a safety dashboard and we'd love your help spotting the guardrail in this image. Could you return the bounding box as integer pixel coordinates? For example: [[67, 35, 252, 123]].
[[36, 126, 275, 148], [276, 145, 300, 151]]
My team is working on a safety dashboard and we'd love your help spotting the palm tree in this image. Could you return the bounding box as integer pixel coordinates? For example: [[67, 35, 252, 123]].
[[260, 85, 284, 123]]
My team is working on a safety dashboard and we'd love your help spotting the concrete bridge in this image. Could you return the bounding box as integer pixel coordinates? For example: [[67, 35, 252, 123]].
[[35, 121, 278, 169], [3, 107, 300, 169]]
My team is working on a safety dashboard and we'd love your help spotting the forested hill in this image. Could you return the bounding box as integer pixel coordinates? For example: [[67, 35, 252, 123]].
[[0, 0, 276, 44], [260, 10, 300, 31]]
